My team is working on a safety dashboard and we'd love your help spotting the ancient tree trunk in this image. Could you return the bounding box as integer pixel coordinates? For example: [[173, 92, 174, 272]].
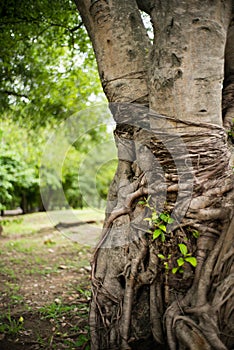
[[75, 1, 234, 349]]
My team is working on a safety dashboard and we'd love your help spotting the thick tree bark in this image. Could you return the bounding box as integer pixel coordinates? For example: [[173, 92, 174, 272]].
[[74, 0, 150, 104], [75, 1, 234, 349]]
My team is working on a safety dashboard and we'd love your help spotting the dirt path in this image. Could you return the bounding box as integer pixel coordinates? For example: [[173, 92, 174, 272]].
[[0, 211, 103, 350]]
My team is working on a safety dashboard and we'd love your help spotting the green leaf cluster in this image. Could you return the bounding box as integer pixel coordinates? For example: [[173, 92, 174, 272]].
[[142, 198, 174, 242], [172, 243, 197, 274], [157, 253, 171, 271]]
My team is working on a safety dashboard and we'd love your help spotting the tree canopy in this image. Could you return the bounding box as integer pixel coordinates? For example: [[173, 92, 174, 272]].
[[0, 0, 102, 127]]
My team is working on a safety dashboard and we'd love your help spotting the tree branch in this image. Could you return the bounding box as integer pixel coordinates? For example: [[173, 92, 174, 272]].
[[0, 90, 29, 99], [0, 16, 83, 34]]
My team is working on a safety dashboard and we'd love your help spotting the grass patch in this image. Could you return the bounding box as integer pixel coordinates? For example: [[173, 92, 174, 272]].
[[0, 209, 96, 349], [23, 267, 58, 276], [38, 299, 90, 349], [1, 216, 37, 236], [39, 301, 78, 319], [1, 208, 104, 236], [0, 311, 25, 336], [10, 294, 24, 304], [1, 267, 17, 281], [4, 240, 35, 253]]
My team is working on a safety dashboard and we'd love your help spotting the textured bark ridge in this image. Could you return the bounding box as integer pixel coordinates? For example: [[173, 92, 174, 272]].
[[75, 0, 234, 349]]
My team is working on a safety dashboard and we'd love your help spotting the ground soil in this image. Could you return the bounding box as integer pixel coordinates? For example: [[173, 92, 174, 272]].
[[0, 211, 102, 349]]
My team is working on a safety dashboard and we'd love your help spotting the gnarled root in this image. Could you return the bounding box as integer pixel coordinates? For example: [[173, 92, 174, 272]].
[[89, 118, 234, 350], [165, 217, 234, 350]]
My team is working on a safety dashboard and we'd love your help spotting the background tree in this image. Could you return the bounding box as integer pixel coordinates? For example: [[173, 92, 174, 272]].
[[0, 124, 39, 213], [75, 1, 234, 349]]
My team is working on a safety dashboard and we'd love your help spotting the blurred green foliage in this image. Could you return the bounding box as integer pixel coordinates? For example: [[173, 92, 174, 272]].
[[0, 0, 103, 127], [0, 1, 116, 213], [0, 122, 41, 212], [0, 111, 117, 212]]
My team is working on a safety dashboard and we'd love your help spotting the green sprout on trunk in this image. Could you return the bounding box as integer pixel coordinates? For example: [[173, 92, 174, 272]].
[[172, 243, 197, 274]]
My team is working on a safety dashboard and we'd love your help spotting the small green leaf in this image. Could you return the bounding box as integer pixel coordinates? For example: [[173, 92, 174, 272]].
[[159, 213, 174, 224], [172, 267, 179, 274], [138, 200, 146, 205], [178, 243, 188, 256], [157, 254, 165, 260], [159, 224, 167, 232], [144, 217, 152, 222], [159, 213, 168, 222], [192, 230, 200, 239], [161, 232, 166, 242], [167, 217, 174, 224], [177, 257, 185, 267], [185, 257, 197, 267], [153, 229, 162, 240]]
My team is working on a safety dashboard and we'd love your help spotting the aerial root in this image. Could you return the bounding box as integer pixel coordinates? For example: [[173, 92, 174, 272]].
[[120, 236, 148, 346], [92, 174, 147, 260], [175, 320, 212, 350], [164, 304, 180, 350], [150, 281, 164, 344], [163, 217, 234, 350]]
